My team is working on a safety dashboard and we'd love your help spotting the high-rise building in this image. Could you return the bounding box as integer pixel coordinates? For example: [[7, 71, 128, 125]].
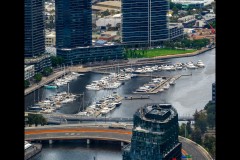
[[123, 103, 182, 160], [55, 0, 92, 48], [121, 0, 169, 46], [24, 0, 45, 57]]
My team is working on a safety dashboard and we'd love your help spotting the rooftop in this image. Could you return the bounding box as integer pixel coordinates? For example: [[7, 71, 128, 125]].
[[136, 103, 177, 123]]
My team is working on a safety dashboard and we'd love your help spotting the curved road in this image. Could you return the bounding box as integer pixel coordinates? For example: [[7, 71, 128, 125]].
[[25, 124, 212, 160]]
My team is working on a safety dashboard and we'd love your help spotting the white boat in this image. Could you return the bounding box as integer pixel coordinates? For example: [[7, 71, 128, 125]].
[[163, 83, 170, 89], [186, 62, 198, 69], [196, 60, 205, 68]]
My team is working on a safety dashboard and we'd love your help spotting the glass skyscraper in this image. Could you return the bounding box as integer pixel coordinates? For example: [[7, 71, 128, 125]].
[[55, 0, 92, 48], [24, 0, 45, 57], [121, 0, 169, 46], [123, 103, 182, 160]]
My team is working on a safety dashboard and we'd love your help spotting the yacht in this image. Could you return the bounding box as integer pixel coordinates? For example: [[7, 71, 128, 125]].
[[196, 60, 205, 68], [186, 62, 198, 69]]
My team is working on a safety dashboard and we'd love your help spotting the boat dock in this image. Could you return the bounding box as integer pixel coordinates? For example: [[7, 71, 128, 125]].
[[123, 96, 150, 100], [25, 70, 70, 96], [94, 96, 123, 117], [25, 143, 42, 160], [133, 75, 182, 94]]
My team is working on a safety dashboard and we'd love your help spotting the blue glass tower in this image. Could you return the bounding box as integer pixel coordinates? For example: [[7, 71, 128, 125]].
[[121, 0, 169, 46], [24, 0, 45, 57], [123, 103, 182, 160], [55, 0, 92, 48]]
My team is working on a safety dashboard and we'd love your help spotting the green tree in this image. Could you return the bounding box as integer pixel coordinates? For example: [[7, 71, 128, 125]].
[[51, 56, 64, 67], [186, 120, 192, 135], [203, 135, 216, 158], [25, 80, 30, 88], [51, 56, 58, 67], [43, 67, 53, 76], [191, 127, 202, 144], [195, 112, 208, 134], [179, 123, 186, 137], [34, 73, 42, 83], [207, 112, 215, 129], [27, 114, 47, 127]]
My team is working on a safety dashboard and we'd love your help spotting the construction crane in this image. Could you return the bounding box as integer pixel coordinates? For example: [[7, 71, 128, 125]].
[[202, 17, 215, 34]]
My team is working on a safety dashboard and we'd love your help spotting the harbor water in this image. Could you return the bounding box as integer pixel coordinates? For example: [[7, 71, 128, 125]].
[[25, 48, 215, 160]]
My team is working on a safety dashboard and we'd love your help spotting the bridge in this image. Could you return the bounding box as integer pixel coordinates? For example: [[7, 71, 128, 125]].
[[41, 113, 194, 124], [25, 123, 213, 160]]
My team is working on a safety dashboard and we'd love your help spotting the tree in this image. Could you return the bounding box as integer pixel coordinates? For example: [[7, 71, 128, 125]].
[[25, 80, 30, 88], [43, 67, 53, 76], [51, 56, 58, 67], [34, 73, 42, 83], [186, 120, 192, 135], [51, 56, 64, 67], [194, 111, 208, 134], [27, 114, 47, 127], [191, 127, 202, 144], [203, 135, 216, 158], [179, 123, 186, 137]]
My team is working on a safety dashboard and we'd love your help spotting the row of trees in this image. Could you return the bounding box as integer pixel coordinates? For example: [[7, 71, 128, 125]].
[[163, 38, 210, 50], [124, 48, 147, 58], [25, 67, 54, 88], [179, 101, 215, 158], [26, 114, 47, 127]]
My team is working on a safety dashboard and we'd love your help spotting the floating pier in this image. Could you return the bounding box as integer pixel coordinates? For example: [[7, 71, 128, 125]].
[[133, 75, 182, 94], [123, 96, 150, 100]]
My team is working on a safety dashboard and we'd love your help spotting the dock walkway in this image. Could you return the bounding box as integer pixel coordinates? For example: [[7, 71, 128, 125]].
[[134, 75, 181, 94]]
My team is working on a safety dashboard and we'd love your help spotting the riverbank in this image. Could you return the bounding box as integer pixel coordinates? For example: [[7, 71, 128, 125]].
[[24, 47, 214, 96], [126, 48, 197, 58], [134, 47, 215, 62]]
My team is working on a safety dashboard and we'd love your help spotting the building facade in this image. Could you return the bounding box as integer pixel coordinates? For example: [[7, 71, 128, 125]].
[[121, 0, 169, 46], [169, 23, 184, 40], [24, 65, 35, 80], [178, 15, 196, 28], [25, 54, 52, 73], [45, 31, 56, 47], [57, 44, 124, 65], [123, 103, 182, 160], [24, 0, 45, 57], [55, 0, 92, 48]]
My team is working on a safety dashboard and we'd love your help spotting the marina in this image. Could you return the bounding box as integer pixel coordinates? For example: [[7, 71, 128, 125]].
[[133, 75, 181, 94], [25, 48, 215, 160], [76, 92, 123, 117]]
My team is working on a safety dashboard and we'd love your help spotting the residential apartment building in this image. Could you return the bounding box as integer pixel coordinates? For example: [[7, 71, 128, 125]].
[[121, 0, 169, 47], [24, 0, 45, 57], [55, 0, 92, 48]]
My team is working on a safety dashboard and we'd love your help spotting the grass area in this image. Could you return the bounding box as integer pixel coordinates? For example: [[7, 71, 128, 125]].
[[126, 48, 197, 58]]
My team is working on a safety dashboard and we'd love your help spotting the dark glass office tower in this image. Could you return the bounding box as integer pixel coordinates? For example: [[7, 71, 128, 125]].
[[121, 0, 169, 46], [55, 0, 92, 48], [24, 0, 45, 57], [123, 103, 182, 160]]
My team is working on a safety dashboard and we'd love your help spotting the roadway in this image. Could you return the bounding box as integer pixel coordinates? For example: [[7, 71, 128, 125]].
[[25, 124, 212, 160]]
